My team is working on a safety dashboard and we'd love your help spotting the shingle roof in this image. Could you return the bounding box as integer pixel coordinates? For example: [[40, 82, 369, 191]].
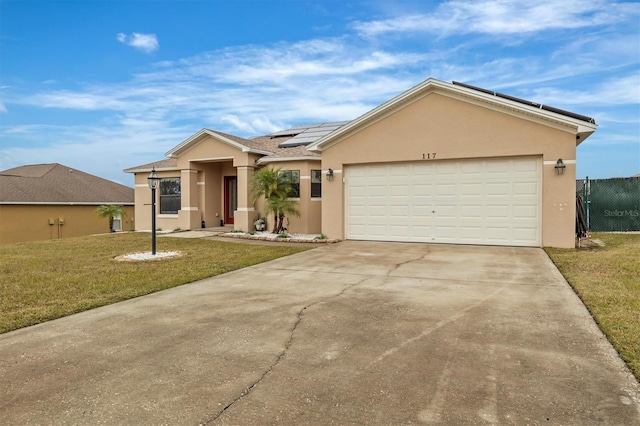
[[251, 135, 322, 161], [123, 158, 178, 173], [0, 163, 134, 204]]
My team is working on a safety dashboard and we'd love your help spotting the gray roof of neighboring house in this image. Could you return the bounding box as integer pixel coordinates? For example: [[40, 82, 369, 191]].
[[0, 163, 134, 204]]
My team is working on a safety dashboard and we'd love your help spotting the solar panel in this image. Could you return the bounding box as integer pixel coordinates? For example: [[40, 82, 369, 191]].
[[275, 121, 350, 148], [452, 81, 596, 124]]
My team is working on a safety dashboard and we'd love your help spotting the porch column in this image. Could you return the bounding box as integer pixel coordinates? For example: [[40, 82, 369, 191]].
[[178, 169, 201, 230], [234, 165, 255, 231]]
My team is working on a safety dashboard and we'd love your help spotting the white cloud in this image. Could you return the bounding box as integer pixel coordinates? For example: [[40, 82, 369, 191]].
[[117, 32, 159, 53], [15, 39, 426, 129], [530, 74, 640, 106], [353, 0, 639, 37], [220, 115, 283, 135]]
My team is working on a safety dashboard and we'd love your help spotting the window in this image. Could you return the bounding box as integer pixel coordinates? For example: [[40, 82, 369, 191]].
[[160, 178, 181, 214], [311, 169, 322, 198], [282, 170, 300, 198], [112, 215, 122, 231]]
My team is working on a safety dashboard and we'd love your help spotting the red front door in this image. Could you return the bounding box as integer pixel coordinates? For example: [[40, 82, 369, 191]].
[[224, 176, 237, 225]]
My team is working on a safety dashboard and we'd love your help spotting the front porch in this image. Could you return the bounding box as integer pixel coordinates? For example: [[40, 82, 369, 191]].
[[177, 159, 257, 233]]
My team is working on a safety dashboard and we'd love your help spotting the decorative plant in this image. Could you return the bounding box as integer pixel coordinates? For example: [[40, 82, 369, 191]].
[[254, 217, 266, 231], [95, 204, 126, 233], [250, 167, 300, 234]]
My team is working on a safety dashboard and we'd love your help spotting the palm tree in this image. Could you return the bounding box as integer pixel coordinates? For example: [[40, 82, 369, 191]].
[[250, 167, 300, 233], [95, 204, 127, 233]]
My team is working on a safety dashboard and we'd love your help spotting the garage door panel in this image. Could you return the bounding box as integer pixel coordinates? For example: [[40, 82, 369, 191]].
[[486, 182, 509, 195], [514, 205, 538, 218], [460, 182, 483, 195], [413, 184, 436, 196], [435, 183, 458, 195], [435, 162, 459, 175], [460, 204, 483, 218], [513, 227, 538, 243], [345, 157, 542, 247], [514, 182, 538, 195]]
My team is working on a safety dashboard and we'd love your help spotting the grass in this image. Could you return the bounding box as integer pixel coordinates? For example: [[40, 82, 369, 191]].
[[0, 232, 310, 334], [545, 233, 640, 380]]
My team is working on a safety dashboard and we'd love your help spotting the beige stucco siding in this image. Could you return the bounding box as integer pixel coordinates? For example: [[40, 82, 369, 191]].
[[0, 204, 134, 244], [320, 92, 579, 248]]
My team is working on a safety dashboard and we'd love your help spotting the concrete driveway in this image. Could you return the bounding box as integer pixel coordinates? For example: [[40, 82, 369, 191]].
[[1, 241, 638, 425]]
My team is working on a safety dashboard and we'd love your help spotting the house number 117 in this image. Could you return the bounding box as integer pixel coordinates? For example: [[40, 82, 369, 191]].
[[422, 153, 436, 160]]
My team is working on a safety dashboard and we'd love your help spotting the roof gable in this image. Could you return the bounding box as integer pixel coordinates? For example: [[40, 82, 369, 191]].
[[308, 78, 598, 152], [0, 163, 134, 204], [165, 129, 272, 158]]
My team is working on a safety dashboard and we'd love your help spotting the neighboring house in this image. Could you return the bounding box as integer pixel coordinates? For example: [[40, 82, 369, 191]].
[[0, 163, 134, 244], [125, 78, 597, 248]]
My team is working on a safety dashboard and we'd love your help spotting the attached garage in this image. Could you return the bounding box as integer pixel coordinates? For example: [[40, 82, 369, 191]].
[[345, 156, 542, 246], [309, 78, 598, 248]]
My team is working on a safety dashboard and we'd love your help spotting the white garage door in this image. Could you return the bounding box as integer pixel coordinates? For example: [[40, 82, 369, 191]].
[[345, 157, 542, 247]]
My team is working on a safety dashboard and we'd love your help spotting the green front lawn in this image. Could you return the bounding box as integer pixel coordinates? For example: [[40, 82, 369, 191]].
[[545, 233, 640, 380], [0, 233, 310, 334]]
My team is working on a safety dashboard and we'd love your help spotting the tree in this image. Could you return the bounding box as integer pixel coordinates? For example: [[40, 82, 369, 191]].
[[250, 167, 300, 234], [95, 204, 127, 233]]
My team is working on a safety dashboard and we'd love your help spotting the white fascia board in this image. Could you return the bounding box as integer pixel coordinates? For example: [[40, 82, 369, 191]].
[[256, 156, 322, 165]]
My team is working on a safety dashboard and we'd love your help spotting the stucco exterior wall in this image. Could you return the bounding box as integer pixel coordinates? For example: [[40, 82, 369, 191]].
[[0, 204, 134, 244], [320, 91, 579, 248]]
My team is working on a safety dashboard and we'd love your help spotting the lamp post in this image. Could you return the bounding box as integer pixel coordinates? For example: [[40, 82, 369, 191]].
[[147, 167, 160, 255]]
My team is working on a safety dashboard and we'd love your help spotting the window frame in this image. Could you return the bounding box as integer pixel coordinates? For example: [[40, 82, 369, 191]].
[[282, 170, 300, 198], [311, 169, 322, 198], [159, 177, 181, 214]]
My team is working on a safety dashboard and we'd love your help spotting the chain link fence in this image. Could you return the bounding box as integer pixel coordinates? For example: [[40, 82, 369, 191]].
[[577, 177, 640, 232]]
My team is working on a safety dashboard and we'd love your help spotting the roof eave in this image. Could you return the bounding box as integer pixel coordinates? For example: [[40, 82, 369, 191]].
[[243, 148, 273, 156], [123, 166, 179, 174], [256, 156, 322, 165]]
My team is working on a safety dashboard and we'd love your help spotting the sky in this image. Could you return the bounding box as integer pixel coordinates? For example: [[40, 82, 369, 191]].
[[1, 0, 639, 186]]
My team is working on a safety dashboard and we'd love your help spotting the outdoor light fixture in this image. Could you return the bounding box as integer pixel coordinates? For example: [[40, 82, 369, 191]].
[[326, 168, 334, 181], [147, 167, 160, 255], [554, 159, 566, 175]]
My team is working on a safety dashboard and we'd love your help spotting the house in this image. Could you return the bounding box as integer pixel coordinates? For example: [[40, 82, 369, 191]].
[[0, 163, 135, 244], [125, 78, 597, 248]]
